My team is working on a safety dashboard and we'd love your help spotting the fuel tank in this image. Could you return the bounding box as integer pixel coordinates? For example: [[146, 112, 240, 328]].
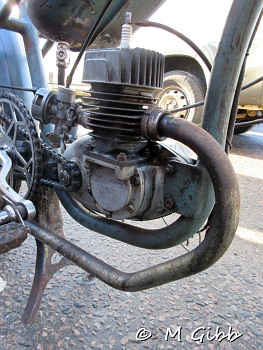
[[24, 0, 166, 50]]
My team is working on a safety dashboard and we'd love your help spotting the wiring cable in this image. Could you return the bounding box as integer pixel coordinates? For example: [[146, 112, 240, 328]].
[[66, 0, 113, 88], [131, 20, 212, 72]]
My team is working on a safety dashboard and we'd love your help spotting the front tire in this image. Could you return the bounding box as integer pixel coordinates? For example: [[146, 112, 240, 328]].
[[156, 70, 206, 124]]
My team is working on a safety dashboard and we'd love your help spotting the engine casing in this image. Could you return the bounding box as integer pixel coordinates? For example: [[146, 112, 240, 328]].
[[62, 134, 191, 220]]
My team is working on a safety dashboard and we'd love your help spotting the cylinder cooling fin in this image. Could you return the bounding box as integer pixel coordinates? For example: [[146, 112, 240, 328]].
[[82, 85, 154, 144], [82, 47, 164, 88], [81, 47, 165, 147]]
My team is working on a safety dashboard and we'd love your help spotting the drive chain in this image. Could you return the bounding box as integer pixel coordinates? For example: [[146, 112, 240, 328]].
[[0, 92, 81, 196]]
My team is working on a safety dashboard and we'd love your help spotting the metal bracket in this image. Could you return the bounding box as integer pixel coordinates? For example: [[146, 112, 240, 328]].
[[22, 188, 73, 324], [0, 148, 35, 224]]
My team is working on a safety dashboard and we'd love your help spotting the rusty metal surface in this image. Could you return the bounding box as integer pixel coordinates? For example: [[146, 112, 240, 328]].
[[202, 0, 263, 146], [22, 188, 72, 323], [0, 222, 27, 254], [0, 0, 20, 24], [0, 0, 257, 326], [24, 0, 167, 50], [26, 116, 239, 295], [0, 123, 262, 345]]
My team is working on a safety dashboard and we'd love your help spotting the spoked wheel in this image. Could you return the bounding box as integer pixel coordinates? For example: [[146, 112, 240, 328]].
[[0, 92, 41, 199]]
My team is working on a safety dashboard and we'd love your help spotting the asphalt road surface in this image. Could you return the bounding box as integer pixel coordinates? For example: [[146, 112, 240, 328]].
[[0, 124, 262, 350]]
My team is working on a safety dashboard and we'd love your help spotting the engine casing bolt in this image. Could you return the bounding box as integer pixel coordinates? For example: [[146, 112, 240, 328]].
[[165, 198, 174, 209], [153, 144, 162, 153], [164, 165, 174, 175], [117, 152, 127, 162], [132, 176, 141, 186], [105, 211, 112, 218], [127, 204, 135, 213]]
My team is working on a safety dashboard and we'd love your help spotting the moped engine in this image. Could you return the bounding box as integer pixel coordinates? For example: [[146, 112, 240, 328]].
[[31, 15, 195, 222], [62, 45, 193, 220]]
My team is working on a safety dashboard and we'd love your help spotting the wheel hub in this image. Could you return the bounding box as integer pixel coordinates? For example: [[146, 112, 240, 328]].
[[158, 88, 188, 117]]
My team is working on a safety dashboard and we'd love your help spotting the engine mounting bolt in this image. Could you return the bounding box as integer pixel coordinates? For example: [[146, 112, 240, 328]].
[[127, 204, 135, 213], [165, 198, 174, 209], [117, 152, 127, 162], [164, 165, 174, 175]]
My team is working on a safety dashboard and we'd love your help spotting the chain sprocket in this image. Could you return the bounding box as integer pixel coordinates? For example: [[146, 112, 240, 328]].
[[0, 92, 81, 195], [39, 141, 82, 192], [0, 91, 41, 199]]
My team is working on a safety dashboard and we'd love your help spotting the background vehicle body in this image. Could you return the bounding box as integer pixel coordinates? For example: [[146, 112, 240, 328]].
[[157, 23, 263, 133]]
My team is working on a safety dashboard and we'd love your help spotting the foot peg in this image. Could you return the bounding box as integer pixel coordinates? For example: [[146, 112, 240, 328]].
[[0, 222, 28, 254]]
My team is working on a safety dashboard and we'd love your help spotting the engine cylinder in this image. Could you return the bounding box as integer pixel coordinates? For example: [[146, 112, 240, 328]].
[[82, 47, 164, 151]]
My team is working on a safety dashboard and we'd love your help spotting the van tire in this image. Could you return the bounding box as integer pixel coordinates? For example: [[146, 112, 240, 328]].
[[156, 70, 206, 124]]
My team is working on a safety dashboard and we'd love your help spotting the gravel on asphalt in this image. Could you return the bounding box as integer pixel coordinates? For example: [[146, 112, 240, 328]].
[[0, 125, 262, 350]]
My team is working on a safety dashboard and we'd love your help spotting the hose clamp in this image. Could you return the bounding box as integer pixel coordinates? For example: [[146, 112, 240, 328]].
[[141, 107, 169, 140]]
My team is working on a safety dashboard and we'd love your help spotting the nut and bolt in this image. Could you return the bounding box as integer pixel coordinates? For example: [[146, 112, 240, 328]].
[[56, 42, 70, 68], [117, 152, 128, 162], [164, 198, 174, 209], [60, 170, 70, 185], [164, 164, 175, 175], [132, 176, 141, 186], [127, 204, 135, 213], [104, 211, 112, 218], [153, 144, 162, 154]]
